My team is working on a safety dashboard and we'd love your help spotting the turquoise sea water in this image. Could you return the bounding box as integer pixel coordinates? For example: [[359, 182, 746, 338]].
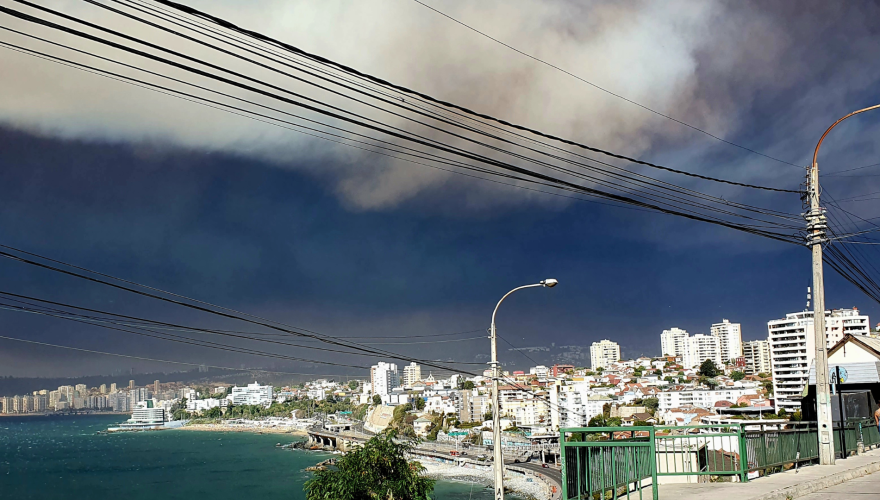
[[0, 414, 499, 500]]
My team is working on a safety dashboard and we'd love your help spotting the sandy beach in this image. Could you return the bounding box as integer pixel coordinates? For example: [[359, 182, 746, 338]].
[[178, 422, 309, 436]]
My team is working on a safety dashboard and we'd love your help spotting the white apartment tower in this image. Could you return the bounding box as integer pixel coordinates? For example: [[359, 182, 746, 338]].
[[402, 362, 421, 388], [660, 328, 689, 358], [590, 340, 621, 370], [370, 362, 400, 396], [742, 340, 771, 375], [685, 334, 722, 368], [768, 308, 870, 411], [711, 319, 743, 362]]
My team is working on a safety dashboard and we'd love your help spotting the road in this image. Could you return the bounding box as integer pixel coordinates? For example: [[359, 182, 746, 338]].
[[515, 461, 562, 491], [795, 469, 879, 499]]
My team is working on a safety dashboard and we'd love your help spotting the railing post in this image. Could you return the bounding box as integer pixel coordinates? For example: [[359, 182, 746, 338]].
[[738, 424, 749, 482], [560, 428, 567, 500], [649, 427, 658, 500]]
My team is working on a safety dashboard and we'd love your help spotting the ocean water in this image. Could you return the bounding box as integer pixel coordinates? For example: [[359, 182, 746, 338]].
[[0, 414, 501, 500]]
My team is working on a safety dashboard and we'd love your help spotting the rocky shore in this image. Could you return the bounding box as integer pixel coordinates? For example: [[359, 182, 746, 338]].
[[419, 461, 549, 500]]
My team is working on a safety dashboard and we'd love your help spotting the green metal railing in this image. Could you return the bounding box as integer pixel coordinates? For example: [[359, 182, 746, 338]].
[[742, 421, 818, 471], [654, 425, 747, 481], [562, 420, 880, 500], [560, 427, 657, 500]]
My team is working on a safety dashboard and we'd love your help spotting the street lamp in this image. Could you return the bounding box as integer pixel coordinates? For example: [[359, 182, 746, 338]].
[[489, 279, 558, 500], [809, 103, 880, 465]]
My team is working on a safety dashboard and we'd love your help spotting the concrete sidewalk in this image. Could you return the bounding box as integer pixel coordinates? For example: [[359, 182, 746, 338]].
[[657, 448, 880, 500]]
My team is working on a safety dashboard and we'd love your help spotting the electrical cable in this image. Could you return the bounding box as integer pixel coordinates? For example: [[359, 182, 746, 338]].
[[408, 0, 802, 169], [0, 38, 804, 244], [0, 334, 357, 376], [123, 0, 803, 191], [0, 6, 804, 233], [0, 2, 806, 239]]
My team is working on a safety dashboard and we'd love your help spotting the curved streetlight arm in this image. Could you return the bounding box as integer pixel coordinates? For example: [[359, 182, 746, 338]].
[[813, 104, 880, 166], [490, 283, 544, 329]]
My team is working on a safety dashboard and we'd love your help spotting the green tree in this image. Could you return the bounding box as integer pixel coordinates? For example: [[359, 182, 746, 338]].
[[462, 381, 475, 390], [305, 429, 434, 500], [762, 380, 774, 396], [698, 359, 719, 378], [372, 394, 382, 406], [731, 371, 745, 381], [414, 397, 425, 411], [348, 380, 359, 391], [642, 397, 659, 415]]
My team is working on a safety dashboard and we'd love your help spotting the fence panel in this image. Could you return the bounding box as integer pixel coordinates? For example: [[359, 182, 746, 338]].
[[743, 422, 818, 472], [561, 427, 656, 500], [652, 424, 745, 481]]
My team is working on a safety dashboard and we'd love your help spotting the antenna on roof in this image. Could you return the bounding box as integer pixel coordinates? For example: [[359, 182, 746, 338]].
[[806, 286, 811, 309]]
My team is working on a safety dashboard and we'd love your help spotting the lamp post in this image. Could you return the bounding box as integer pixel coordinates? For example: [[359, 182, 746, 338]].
[[490, 279, 558, 500], [809, 104, 880, 465]]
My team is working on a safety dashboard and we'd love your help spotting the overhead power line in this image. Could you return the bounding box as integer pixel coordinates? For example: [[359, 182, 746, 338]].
[[0, 34, 804, 244], [0, 334, 357, 376], [141, 0, 801, 192], [822, 161, 880, 176], [409, 0, 802, 169]]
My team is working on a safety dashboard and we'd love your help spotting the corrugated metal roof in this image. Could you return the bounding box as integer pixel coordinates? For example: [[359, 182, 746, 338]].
[[808, 361, 880, 384], [855, 336, 880, 354]]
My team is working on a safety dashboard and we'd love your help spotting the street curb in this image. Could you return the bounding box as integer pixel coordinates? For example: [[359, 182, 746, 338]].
[[752, 457, 880, 500]]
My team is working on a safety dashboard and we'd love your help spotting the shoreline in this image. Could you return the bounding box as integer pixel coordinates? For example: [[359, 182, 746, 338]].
[[177, 422, 309, 436], [418, 461, 546, 500]]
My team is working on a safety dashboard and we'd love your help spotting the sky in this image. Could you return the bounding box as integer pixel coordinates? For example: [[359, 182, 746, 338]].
[[0, 0, 879, 378]]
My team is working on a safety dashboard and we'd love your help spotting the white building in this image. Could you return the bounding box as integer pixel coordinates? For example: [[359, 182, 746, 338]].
[[402, 362, 421, 388], [685, 334, 722, 368], [743, 340, 772, 375], [370, 362, 400, 396], [590, 340, 621, 370], [661, 328, 689, 358], [658, 387, 758, 411], [187, 398, 227, 413], [711, 319, 743, 363], [230, 382, 274, 406], [529, 365, 550, 378], [768, 308, 870, 411]]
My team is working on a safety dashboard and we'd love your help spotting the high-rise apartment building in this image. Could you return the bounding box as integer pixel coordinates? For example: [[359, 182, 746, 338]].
[[154, 380, 160, 395], [99, 384, 107, 394], [370, 362, 400, 397], [129, 387, 151, 405], [128, 380, 135, 390], [110, 383, 117, 393], [0, 396, 9, 414], [768, 308, 870, 411], [589, 340, 621, 370], [685, 334, 722, 368], [402, 362, 421, 388], [34, 395, 48, 412], [711, 319, 743, 362], [660, 328, 689, 358], [743, 340, 772, 375], [58, 386, 74, 402], [75, 384, 87, 394]]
